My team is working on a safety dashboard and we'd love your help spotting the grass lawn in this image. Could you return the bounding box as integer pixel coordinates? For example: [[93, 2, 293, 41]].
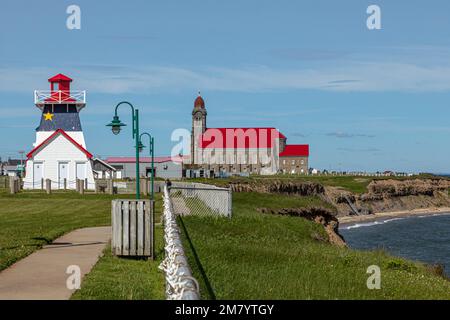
[[0, 188, 165, 299], [0, 189, 123, 271], [180, 192, 450, 299], [0, 188, 165, 300]]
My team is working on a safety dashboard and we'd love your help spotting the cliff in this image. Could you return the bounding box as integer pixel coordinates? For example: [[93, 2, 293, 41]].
[[229, 180, 324, 196], [257, 207, 346, 247], [325, 179, 450, 216], [226, 178, 450, 241]]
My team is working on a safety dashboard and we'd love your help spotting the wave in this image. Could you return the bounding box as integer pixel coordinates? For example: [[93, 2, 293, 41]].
[[341, 217, 405, 230], [417, 212, 450, 218], [341, 212, 450, 230]]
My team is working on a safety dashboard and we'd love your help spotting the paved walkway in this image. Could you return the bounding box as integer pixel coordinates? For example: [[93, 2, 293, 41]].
[[0, 226, 111, 300]]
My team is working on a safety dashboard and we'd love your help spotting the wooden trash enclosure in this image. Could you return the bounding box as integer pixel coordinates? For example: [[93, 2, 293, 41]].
[[112, 199, 154, 259]]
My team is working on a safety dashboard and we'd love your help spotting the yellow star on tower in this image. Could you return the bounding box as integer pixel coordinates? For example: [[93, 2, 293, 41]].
[[43, 112, 54, 121]]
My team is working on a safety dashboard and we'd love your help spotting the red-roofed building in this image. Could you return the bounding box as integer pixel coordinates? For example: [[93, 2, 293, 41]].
[[185, 94, 310, 177], [104, 156, 185, 179], [279, 145, 309, 174]]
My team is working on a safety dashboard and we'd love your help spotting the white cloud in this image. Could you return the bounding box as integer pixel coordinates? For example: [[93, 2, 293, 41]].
[[2, 61, 450, 94]]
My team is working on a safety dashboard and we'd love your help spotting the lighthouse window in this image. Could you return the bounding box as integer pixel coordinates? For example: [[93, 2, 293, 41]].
[[54, 83, 59, 91]]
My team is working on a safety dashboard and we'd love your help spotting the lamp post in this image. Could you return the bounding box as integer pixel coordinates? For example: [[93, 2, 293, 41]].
[[107, 101, 141, 199], [139, 132, 155, 200]]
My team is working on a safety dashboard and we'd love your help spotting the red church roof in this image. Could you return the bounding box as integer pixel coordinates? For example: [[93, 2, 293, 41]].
[[27, 129, 92, 159], [279, 145, 309, 157], [200, 128, 286, 149], [48, 73, 72, 82]]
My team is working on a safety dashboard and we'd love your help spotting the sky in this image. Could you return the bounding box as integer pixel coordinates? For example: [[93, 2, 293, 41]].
[[1, 0, 450, 173]]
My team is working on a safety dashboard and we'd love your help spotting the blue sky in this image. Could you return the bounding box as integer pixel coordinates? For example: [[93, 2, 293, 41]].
[[1, 0, 450, 172]]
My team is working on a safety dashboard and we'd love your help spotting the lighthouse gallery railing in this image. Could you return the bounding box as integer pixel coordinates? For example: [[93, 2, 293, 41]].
[[34, 90, 86, 105]]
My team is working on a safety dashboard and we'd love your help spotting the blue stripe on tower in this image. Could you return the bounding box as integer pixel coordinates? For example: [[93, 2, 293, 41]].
[[36, 104, 82, 132]]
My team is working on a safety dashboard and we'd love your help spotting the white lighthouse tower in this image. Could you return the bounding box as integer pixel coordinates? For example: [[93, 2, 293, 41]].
[[23, 74, 95, 190]]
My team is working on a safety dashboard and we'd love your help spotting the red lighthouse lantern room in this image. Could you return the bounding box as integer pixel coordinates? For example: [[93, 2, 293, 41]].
[[35, 73, 86, 111], [46, 73, 74, 103]]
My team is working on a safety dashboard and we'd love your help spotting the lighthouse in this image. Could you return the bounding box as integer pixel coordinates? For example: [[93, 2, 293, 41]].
[[23, 74, 95, 190]]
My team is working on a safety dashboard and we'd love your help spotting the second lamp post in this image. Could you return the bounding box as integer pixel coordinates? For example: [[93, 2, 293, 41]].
[[138, 132, 155, 200]]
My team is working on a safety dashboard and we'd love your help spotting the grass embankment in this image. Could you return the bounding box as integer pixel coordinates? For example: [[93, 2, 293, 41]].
[[180, 192, 450, 299], [0, 189, 165, 299], [190, 174, 445, 194]]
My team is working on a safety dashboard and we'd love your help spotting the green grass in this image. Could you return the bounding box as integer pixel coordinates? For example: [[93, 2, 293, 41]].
[[180, 192, 450, 299]]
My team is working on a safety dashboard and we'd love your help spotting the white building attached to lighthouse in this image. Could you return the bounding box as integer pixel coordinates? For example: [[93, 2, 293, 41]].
[[23, 74, 95, 190]]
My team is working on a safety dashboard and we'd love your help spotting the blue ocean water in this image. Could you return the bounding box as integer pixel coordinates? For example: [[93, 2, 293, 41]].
[[339, 213, 450, 276]]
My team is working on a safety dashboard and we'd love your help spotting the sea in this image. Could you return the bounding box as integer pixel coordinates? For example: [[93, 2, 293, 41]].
[[339, 213, 450, 277]]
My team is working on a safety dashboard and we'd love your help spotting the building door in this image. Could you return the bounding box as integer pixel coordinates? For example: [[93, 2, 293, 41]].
[[58, 162, 69, 189], [33, 162, 43, 189], [76, 162, 86, 181], [146, 167, 156, 178]]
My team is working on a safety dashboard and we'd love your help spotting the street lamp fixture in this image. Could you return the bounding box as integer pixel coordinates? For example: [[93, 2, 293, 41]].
[[107, 115, 126, 135], [137, 141, 145, 153]]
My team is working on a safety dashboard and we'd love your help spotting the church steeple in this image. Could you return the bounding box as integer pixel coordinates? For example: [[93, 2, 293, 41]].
[[193, 91, 205, 109], [192, 92, 207, 131], [191, 92, 207, 164]]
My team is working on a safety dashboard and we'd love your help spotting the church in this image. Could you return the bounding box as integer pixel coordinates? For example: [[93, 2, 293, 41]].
[[23, 74, 95, 190], [184, 94, 309, 177]]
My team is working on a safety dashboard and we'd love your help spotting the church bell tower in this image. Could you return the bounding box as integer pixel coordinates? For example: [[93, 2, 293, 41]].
[[191, 93, 207, 164]]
